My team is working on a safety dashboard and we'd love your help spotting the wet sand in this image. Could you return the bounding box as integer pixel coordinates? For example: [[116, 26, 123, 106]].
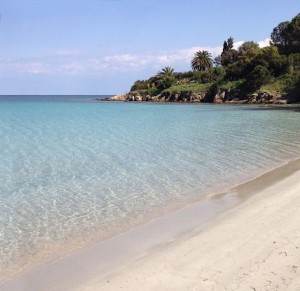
[[1, 159, 300, 290]]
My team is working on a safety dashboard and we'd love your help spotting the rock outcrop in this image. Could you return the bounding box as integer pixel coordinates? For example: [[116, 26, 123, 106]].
[[96, 94, 128, 101], [211, 90, 286, 104], [97, 90, 288, 105]]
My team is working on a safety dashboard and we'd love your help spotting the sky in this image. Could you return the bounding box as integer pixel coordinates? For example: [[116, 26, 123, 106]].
[[0, 0, 299, 95]]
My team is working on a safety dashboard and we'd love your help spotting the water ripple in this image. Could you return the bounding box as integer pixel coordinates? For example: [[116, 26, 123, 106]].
[[0, 102, 300, 279]]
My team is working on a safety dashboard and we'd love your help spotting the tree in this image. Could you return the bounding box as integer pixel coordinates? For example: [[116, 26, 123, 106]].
[[227, 37, 234, 50], [238, 41, 259, 55], [156, 66, 174, 78], [255, 46, 289, 76], [220, 37, 238, 66], [221, 49, 238, 66], [245, 65, 271, 91], [271, 21, 290, 53], [191, 50, 213, 71], [157, 76, 176, 90], [224, 42, 260, 79], [130, 80, 148, 91], [155, 67, 176, 90], [214, 55, 222, 66], [271, 13, 300, 54], [286, 13, 300, 54]]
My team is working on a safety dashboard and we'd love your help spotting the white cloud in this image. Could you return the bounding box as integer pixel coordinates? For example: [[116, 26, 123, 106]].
[[23, 62, 49, 74], [0, 38, 272, 76], [0, 60, 50, 74], [258, 38, 271, 48], [60, 62, 86, 75], [233, 38, 271, 49], [103, 54, 138, 63], [53, 50, 83, 57], [233, 41, 244, 50], [95, 46, 223, 72]]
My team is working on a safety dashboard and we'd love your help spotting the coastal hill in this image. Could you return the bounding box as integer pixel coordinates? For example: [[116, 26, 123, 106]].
[[101, 13, 300, 104]]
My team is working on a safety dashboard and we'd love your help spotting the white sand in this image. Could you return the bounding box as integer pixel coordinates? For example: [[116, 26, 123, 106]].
[[84, 168, 300, 291]]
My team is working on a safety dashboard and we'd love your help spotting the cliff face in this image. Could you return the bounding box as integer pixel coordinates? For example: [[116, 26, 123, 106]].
[[100, 90, 288, 104]]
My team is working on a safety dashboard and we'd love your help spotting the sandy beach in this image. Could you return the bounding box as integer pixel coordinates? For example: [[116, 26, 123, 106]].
[[84, 159, 300, 291], [1, 159, 300, 291]]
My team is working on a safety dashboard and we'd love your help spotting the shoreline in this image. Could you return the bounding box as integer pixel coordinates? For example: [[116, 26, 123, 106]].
[[96, 91, 297, 105], [89, 159, 300, 291], [1, 158, 300, 290], [95, 99, 300, 112]]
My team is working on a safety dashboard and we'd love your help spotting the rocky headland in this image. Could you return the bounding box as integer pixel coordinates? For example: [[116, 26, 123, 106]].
[[96, 13, 300, 106]]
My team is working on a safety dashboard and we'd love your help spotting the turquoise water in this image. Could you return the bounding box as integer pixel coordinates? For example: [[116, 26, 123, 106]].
[[0, 96, 300, 279]]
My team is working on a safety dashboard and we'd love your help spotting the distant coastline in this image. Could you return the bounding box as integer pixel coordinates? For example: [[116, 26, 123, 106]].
[[97, 90, 292, 105]]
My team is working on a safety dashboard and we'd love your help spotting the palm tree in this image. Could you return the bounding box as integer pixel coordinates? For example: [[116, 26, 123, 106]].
[[156, 66, 175, 77], [191, 50, 213, 71]]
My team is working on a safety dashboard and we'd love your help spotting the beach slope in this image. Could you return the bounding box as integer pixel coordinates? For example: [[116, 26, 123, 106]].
[[85, 168, 300, 291]]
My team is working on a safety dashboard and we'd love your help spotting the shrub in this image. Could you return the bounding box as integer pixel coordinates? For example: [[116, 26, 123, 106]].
[[148, 86, 159, 96], [157, 76, 176, 90], [245, 65, 271, 91]]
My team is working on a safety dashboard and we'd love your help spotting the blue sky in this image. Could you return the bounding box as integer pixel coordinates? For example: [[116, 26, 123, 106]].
[[0, 0, 299, 95]]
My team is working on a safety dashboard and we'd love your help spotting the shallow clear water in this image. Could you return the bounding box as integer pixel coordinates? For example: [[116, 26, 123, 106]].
[[0, 96, 300, 279]]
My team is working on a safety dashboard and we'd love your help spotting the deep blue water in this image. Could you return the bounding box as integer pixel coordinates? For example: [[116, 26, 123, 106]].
[[0, 95, 300, 279]]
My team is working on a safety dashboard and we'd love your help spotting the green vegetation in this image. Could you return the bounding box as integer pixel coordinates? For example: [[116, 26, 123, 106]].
[[162, 83, 212, 95], [156, 66, 175, 77], [191, 50, 213, 71], [129, 13, 300, 103]]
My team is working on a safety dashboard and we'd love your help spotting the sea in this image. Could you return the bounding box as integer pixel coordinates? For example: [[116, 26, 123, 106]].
[[0, 95, 300, 280]]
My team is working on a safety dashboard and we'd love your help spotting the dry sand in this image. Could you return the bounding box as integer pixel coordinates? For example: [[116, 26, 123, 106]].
[[1, 160, 300, 291]]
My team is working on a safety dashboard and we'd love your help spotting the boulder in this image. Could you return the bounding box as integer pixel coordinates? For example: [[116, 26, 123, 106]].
[[152, 95, 160, 102], [108, 94, 128, 101], [213, 91, 226, 104], [135, 95, 142, 101], [274, 99, 288, 104]]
